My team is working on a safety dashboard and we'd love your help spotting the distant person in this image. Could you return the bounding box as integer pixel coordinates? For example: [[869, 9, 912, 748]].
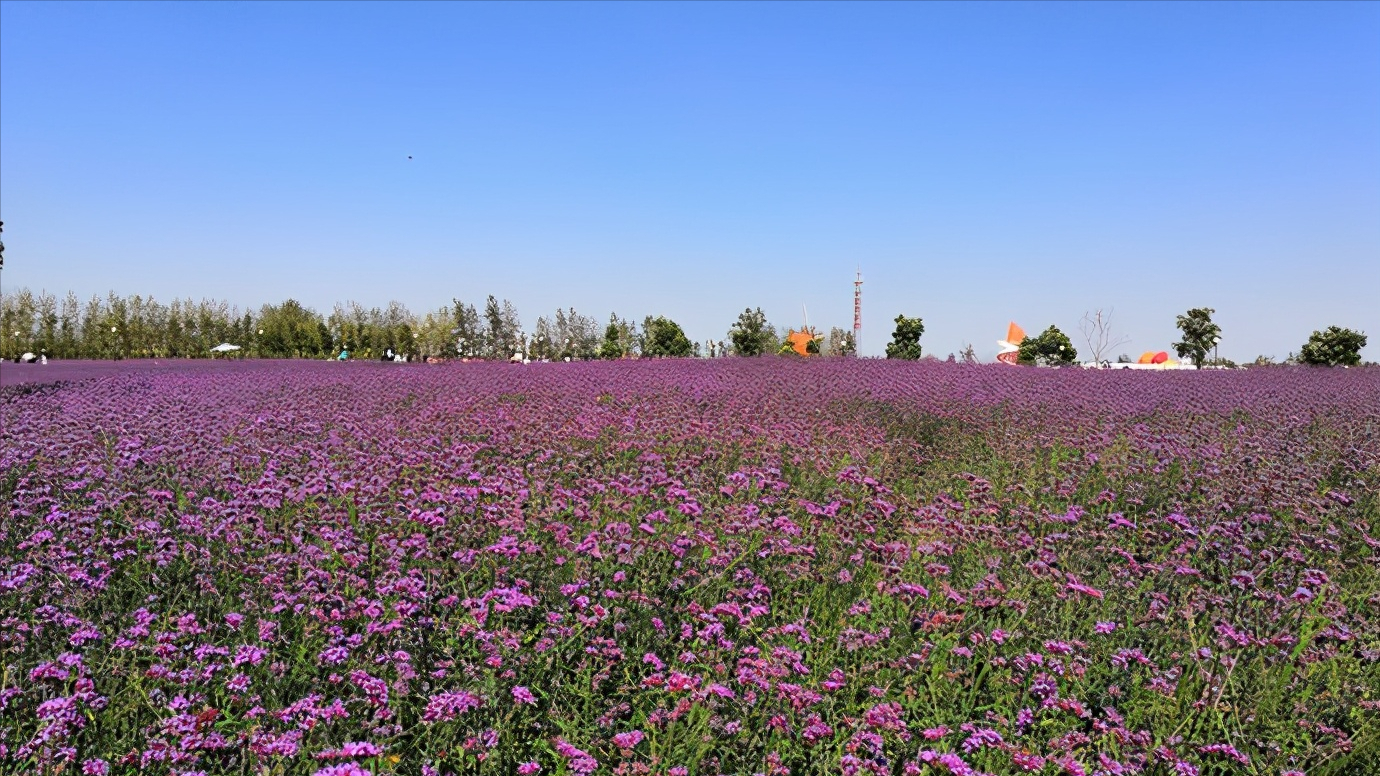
[[338, 349, 349, 361]]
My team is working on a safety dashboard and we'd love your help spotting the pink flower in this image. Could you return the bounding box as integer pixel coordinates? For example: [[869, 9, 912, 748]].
[[1067, 582, 1104, 599], [512, 685, 537, 705], [612, 730, 644, 749], [517, 763, 541, 775]]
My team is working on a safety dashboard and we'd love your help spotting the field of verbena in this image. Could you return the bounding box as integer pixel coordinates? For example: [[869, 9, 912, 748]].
[[2, 360, 1378, 776]]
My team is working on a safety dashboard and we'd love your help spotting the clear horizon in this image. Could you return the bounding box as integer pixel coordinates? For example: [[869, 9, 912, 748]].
[[2, 1, 1376, 360]]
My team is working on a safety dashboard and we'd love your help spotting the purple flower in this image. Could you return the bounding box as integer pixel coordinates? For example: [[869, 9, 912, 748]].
[[863, 701, 907, 732], [919, 750, 975, 776], [961, 727, 1003, 753], [316, 741, 385, 760], [318, 646, 349, 665], [313, 765, 372, 776], [553, 738, 599, 774], [422, 690, 482, 722]]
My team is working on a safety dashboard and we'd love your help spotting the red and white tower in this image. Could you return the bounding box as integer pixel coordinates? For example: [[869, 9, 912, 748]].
[[852, 269, 863, 356]]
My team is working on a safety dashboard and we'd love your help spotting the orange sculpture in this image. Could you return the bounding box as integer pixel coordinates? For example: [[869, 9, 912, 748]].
[[997, 322, 1026, 365]]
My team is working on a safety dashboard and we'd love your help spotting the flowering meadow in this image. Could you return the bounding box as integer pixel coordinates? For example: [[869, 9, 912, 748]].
[[2, 360, 1378, 776]]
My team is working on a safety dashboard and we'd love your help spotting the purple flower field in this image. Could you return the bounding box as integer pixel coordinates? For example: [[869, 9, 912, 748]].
[[2, 360, 1377, 776]]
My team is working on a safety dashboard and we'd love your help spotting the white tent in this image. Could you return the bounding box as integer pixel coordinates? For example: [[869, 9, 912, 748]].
[[210, 343, 241, 353]]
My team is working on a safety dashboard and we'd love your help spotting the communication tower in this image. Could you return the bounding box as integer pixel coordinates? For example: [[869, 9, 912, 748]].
[[852, 269, 863, 356]]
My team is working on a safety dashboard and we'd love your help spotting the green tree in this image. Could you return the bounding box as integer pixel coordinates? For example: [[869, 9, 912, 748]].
[[600, 321, 624, 360], [1299, 326, 1367, 366], [641, 316, 693, 358], [480, 295, 523, 360], [826, 327, 856, 357], [35, 291, 59, 358], [606, 314, 638, 359], [1173, 307, 1221, 369], [413, 306, 453, 360], [1017, 325, 1078, 366], [259, 299, 324, 358], [0, 287, 36, 360], [728, 307, 774, 356], [483, 295, 507, 360], [58, 292, 81, 358], [885, 314, 924, 360], [451, 299, 482, 358], [551, 307, 599, 360]]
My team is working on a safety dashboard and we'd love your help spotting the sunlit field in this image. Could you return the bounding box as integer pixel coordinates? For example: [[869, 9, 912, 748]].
[[2, 360, 1377, 776]]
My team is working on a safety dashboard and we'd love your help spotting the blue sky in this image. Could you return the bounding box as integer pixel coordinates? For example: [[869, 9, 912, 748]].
[[2, 1, 1377, 359]]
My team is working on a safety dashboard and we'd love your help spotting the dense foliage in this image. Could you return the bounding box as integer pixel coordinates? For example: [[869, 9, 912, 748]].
[[1173, 309, 1221, 370], [1299, 327, 1368, 367], [884, 316, 924, 360], [1016, 326, 1078, 367], [640, 318, 694, 358], [2, 360, 1378, 776], [729, 309, 775, 357]]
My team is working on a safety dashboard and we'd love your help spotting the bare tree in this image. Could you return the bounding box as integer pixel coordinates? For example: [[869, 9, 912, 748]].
[[1079, 308, 1130, 365], [960, 343, 978, 364]]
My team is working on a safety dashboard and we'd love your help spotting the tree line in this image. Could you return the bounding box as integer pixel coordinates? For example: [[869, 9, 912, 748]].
[[0, 290, 858, 362], [1, 289, 1365, 367]]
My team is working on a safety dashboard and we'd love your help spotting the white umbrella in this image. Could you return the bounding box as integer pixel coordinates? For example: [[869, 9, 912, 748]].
[[210, 343, 241, 353]]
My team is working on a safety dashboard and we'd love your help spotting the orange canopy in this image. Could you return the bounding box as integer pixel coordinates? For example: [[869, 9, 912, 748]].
[[787, 329, 817, 357], [1006, 322, 1026, 346]]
